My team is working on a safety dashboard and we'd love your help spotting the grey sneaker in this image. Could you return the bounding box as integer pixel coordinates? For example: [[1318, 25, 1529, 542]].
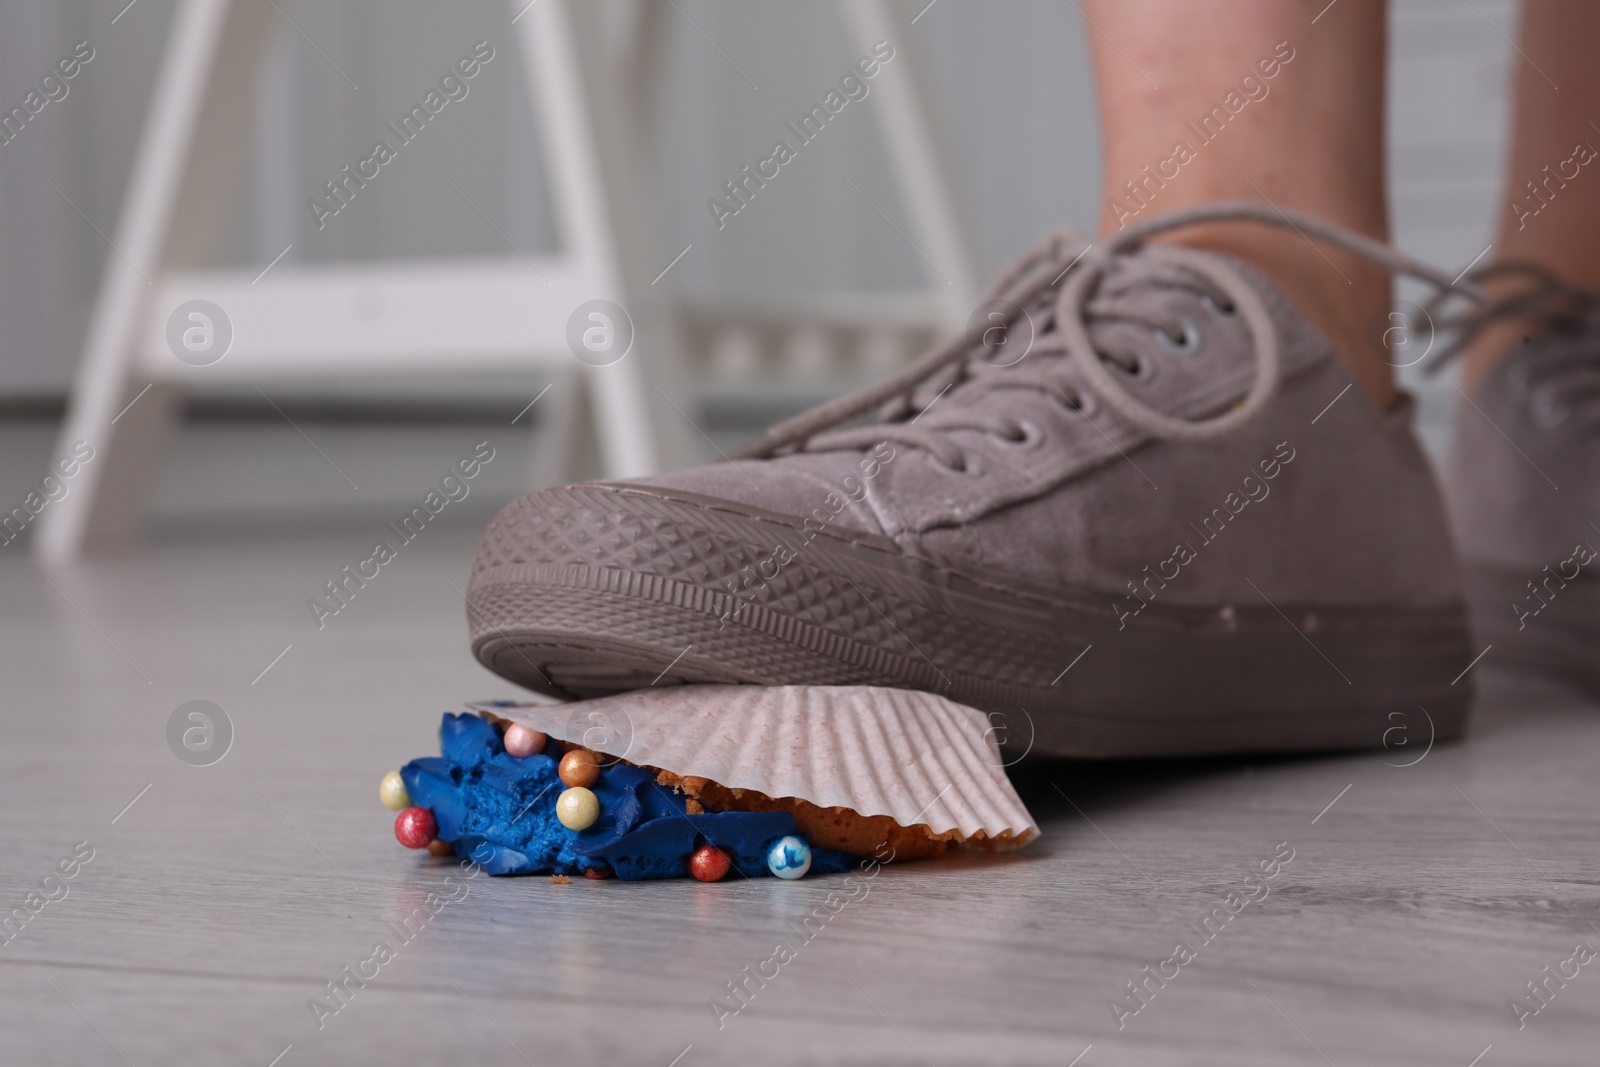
[[1447, 265, 1600, 694], [469, 203, 1476, 757]]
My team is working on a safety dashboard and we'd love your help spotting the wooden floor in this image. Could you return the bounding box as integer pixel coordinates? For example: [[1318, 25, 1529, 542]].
[[2, 526, 1597, 1066]]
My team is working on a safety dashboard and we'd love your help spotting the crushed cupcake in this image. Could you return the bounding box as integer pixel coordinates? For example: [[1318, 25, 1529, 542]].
[[382, 684, 1040, 882]]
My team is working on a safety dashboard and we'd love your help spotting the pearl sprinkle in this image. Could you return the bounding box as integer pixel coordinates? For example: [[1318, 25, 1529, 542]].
[[502, 723, 545, 759], [765, 835, 812, 879], [395, 807, 437, 849], [556, 787, 600, 831], [378, 770, 411, 811], [690, 845, 732, 882], [558, 749, 601, 788]]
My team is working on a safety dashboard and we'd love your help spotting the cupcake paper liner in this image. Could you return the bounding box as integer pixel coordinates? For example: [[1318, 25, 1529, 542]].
[[473, 684, 1039, 849]]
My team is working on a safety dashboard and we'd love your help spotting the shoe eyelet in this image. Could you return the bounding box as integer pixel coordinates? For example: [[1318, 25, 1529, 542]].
[[1054, 389, 1098, 417], [1531, 388, 1570, 428], [1506, 363, 1533, 398], [1156, 316, 1202, 354], [1115, 355, 1156, 382], [933, 453, 981, 476], [998, 420, 1042, 448]]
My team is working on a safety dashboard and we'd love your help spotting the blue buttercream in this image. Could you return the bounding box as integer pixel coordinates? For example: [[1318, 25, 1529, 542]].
[[399, 713, 857, 880]]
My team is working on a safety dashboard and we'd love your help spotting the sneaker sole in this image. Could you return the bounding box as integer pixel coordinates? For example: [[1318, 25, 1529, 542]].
[[1463, 561, 1600, 697], [468, 484, 1477, 758]]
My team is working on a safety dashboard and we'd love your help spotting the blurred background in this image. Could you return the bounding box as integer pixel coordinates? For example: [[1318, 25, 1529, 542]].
[[0, 0, 1513, 550]]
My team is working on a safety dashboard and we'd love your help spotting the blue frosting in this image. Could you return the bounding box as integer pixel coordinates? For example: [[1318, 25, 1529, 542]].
[[399, 713, 857, 880]]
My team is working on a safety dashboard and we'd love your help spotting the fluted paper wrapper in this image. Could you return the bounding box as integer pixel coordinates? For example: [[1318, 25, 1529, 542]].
[[476, 685, 1038, 849]]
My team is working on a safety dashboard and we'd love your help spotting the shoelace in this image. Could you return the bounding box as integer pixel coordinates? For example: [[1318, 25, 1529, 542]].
[[1426, 261, 1600, 356], [729, 201, 1480, 465], [1425, 262, 1600, 433]]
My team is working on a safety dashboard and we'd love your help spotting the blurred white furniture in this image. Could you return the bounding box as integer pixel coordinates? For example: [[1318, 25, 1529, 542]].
[[611, 0, 984, 389], [37, 0, 685, 562], [38, 0, 981, 561]]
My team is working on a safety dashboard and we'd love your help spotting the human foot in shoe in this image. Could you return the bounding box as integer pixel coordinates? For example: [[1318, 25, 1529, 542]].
[[467, 204, 1477, 758], [1447, 265, 1600, 695]]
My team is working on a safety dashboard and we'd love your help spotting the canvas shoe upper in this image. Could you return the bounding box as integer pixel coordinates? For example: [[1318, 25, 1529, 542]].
[[1446, 264, 1600, 692], [469, 203, 1477, 757]]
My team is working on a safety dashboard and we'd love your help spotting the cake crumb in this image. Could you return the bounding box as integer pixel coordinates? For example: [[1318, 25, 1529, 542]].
[[550, 874, 570, 884]]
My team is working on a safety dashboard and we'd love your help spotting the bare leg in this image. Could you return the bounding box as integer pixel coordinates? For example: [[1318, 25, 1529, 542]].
[[1463, 0, 1600, 388], [1083, 0, 1394, 408]]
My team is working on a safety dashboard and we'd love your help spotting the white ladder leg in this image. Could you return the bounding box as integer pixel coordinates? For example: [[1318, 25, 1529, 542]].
[[518, 0, 693, 479], [36, 0, 272, 562], [837, 0, 985, 324]]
